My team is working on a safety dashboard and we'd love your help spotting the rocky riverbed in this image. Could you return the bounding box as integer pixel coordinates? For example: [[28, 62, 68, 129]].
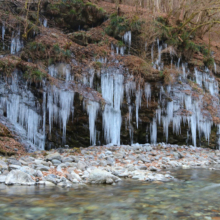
[[0, 143, 219, 187]]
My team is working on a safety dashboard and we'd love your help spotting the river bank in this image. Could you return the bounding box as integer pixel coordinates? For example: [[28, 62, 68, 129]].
[[0, 143, 219, 187]]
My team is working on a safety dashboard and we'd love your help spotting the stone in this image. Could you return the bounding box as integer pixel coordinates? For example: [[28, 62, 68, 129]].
[[45, 181, 56, 186], [9, 165, 21, 171], [35, 165, 50, 171], [51, 159, 61, 166], [0, 175, 6, 183], [149, 166, 158, 171], [106, 178, 114, 184], [45, 152, 61, 161], [56, 163, 67, 173], [88, 169, 120, 184], [137, 166, 148, 170], [0, 160, 8, 171], [138, 155, 150, 163], [143, 146, 153, 152], [19, 166, 35, 176], [45, 174, 59, 184], [34, 170, 43, 178], [7, 159, 21, 166], [67, 172, 81, 182], [77, 161, 87, 171], [106, 157, 115, 166], [62, 157, 74, 163], [5, 170, 35, 185], [19, 160, 28, 166]]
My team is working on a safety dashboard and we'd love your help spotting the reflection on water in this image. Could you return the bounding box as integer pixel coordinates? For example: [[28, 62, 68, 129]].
[[1, 169, 220, 219]]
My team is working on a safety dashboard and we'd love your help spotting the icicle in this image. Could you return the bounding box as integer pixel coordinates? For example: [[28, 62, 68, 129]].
[[214, 62, 217, 73], [2, 22, 5, 46], [150, 119, 157, 144], [123, 31, 131, 48], [101, 69, 124, 145], [135, 86, 142, 129], [43, 19, 48, 27], [10, 30, 24, 54], [86, 100, 100, 145], [47, 87, 74, 143], [144, 83, 151, 107]]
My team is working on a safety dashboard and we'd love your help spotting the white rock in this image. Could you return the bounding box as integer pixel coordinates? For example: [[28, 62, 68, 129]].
[[5, 170, 35, 185], [88, 169, 120, 184]]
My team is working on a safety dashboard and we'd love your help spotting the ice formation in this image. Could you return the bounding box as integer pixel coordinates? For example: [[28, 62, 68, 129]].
[[86, 100, 100, 145], [101, 68, 124, 145]]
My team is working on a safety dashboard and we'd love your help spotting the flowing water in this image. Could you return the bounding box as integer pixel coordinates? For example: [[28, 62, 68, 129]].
[[1, 169, 220, 219]]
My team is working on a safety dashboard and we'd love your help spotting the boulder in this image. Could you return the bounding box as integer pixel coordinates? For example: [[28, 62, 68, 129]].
[[67, 171, 81, 183], [88, 169, 120, 184], [45, 152, 61, 161], [5, 170, 35, 185]]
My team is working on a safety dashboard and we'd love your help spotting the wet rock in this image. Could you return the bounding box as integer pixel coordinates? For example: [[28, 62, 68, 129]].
[[45, 181, 56, 186], [88, 169, 120, 184], [45, 152, 61, 161], [5, 170, 35, 185], [45, 174, 58, 184], [106, 178, 114, 184]]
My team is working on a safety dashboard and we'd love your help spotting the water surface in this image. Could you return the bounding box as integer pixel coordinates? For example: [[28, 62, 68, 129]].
[[1, 169, 220, 219]]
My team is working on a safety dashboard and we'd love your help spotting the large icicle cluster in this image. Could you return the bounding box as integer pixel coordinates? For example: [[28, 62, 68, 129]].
[[0, 71, 45, 150]]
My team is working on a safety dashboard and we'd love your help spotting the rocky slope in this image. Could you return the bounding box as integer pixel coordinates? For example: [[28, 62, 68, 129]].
[[0, 0, 220, 151]]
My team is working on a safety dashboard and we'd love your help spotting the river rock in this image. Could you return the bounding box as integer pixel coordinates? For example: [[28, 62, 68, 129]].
[[5, 170, 35, 185], [62, 157, 74, 163], [45, 152, 61, 161], [77, 161, 87, 171], [7, 158, 21, 166], [88, 169, 120, 184], [9, 165, 21, 171], [67, 172, 81, 183], [45, 174, 59, 184], [149, 166, 158, 171], [52, 159, 61, 166], [19, 166, 35, 176], [35, 165, 50, 171], [0, 175, 6, 183], [0, 160, 8, 171]]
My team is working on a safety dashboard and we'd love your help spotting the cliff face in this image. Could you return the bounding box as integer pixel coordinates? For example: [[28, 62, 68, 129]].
[[0, 0, 220, 151]]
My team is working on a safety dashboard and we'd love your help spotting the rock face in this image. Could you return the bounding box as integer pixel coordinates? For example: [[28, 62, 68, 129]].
[[88, 169, 120, 184], [5, 170, 35, 185]]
